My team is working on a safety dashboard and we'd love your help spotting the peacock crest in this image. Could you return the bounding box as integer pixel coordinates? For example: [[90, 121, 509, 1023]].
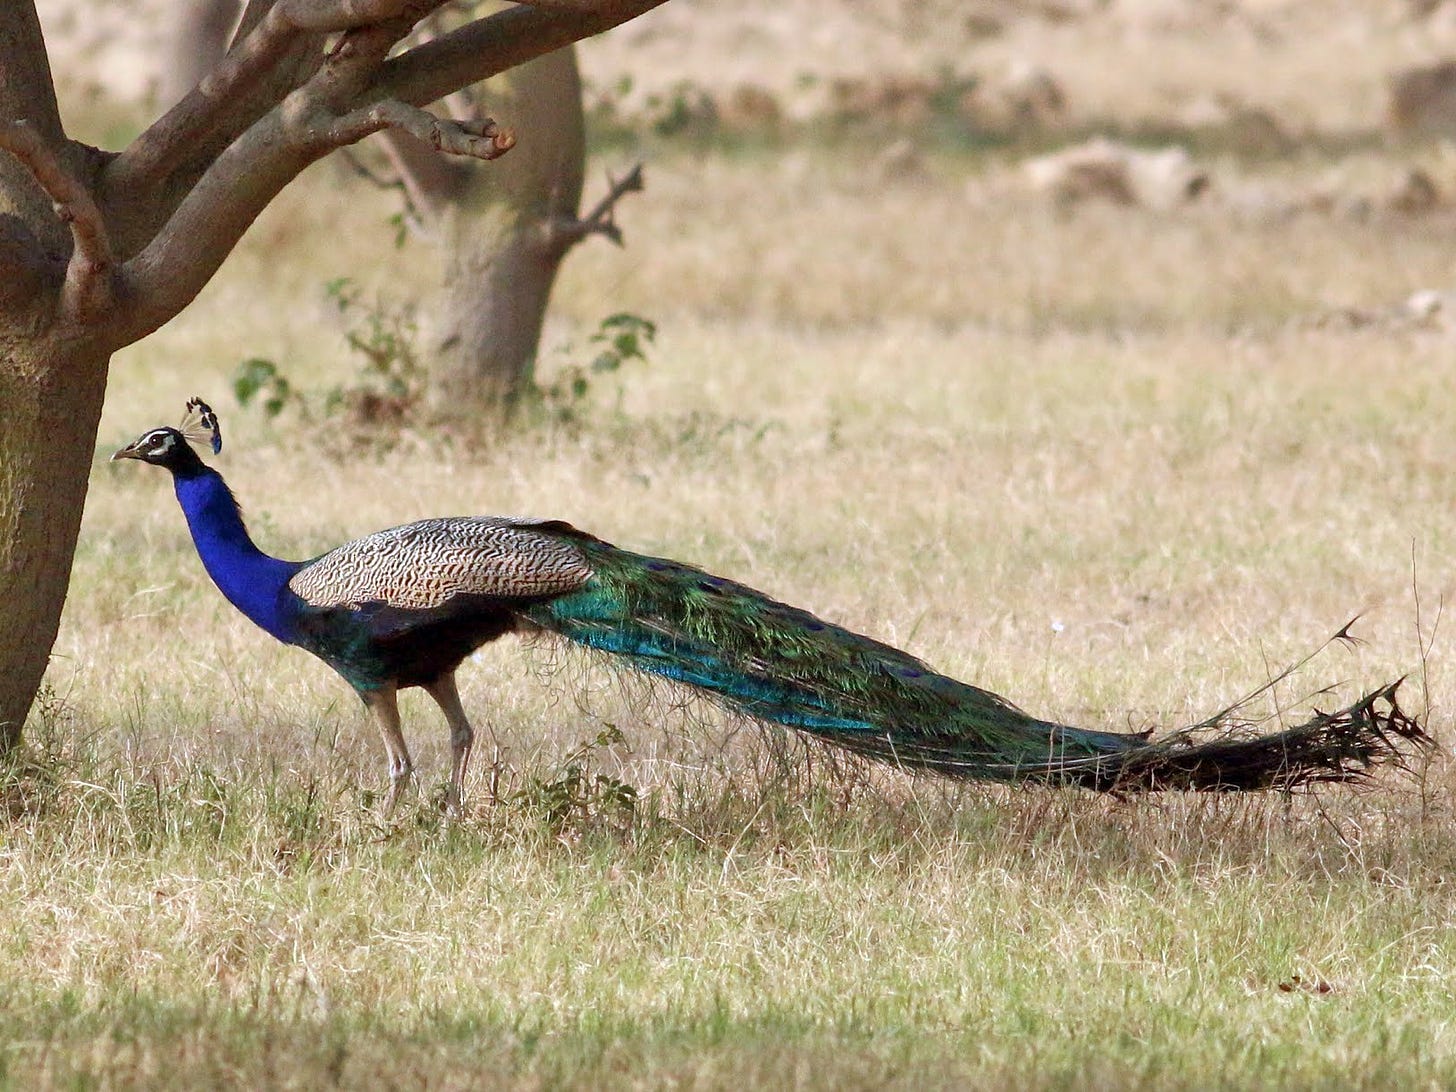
[[179, 396, 222, 455]]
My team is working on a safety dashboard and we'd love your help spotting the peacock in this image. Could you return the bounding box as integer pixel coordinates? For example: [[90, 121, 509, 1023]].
[[113, 399, 1425, 814]]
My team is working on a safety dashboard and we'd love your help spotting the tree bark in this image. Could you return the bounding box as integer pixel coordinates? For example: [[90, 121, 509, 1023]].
[[0, 338, 111, 749], [427, 47, 587, 414]]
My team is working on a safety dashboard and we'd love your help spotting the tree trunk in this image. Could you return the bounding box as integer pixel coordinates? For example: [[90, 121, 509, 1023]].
[[0, 340, 110, 749], [160, 0, 242, 107], [427, 47, 586, 416]]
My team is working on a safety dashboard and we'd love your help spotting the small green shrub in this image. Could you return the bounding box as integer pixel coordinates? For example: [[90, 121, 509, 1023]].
[[235, 289, 655, 444], [511, 724, 638, 833], [528, 311, 657, 425]]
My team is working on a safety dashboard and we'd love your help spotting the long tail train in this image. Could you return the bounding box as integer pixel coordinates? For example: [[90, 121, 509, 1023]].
[[524, 539, 1428, 792]]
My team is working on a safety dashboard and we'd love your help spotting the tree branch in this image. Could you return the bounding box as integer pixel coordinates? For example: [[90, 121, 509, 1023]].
[[108, 0, 666, 344], [284, 0, 437, 31], [309, 6, 445, 112], [376, 0, 671, 110], [113, 117, 311, 345], [0, 5, 64, 143], [107, 0, 448, 194], [232, 0, 279, 44], [0, 122, 115, 322], [108, 13, 321, 193], [328, 100, 515, 158], [549, 160, 643, 249]]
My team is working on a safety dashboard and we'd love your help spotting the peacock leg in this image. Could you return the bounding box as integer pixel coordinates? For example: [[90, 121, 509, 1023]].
[[362, 684, 413, 815], [423, 673, 476, 816]]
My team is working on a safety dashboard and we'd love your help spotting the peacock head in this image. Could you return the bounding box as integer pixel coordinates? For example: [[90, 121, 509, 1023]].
[[112, 398, 222, 473]]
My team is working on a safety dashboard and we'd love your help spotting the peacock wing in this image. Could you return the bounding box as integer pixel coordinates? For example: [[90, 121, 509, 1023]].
[[288, 516, 596, 635]]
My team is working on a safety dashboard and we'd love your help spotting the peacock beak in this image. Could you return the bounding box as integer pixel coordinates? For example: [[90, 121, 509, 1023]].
[[111, 441, 143, 462]]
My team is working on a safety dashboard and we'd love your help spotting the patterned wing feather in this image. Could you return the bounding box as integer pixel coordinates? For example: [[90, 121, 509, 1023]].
[[289, 517, 594, 611]]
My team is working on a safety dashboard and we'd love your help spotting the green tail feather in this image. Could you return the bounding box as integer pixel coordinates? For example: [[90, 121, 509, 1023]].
[[524, 542, 1426, 791]]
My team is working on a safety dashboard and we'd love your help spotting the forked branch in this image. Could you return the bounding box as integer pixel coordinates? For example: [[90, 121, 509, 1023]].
[[110, 0, 450, 191], [329, 100, 516, 159], [109, 0, 666, 343], [0, 121, 115, 322], [550, 161, 644, 249], [376, 0, 670, 109]]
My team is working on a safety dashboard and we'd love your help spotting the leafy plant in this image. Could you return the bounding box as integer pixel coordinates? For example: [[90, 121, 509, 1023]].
[[233, 278, 427, 442], [232, 357, 302, 419], [324, 277, 427, 419], [590, 312, 657, 372], [511, 724, 637, 832], [531, 311, 657, 423], [646, 80, 719, 139], [236, 285, 655, 441]]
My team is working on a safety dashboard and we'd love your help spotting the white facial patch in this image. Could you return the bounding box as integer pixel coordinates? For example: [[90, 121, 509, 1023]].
[[145, 430, 176, 455]]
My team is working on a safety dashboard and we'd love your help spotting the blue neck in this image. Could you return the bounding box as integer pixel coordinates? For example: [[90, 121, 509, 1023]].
[[173, 468, 303, 644]]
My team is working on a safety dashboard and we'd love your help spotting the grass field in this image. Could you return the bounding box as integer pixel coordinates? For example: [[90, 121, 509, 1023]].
[[11, 1, 1456, 1087]]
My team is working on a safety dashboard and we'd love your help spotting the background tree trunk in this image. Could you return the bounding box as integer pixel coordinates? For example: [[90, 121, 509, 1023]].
[[376, 45, 636, 420], [0, 341, 111, 748], [160, 0, 242, 107], [428, 47, 587, 416]]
